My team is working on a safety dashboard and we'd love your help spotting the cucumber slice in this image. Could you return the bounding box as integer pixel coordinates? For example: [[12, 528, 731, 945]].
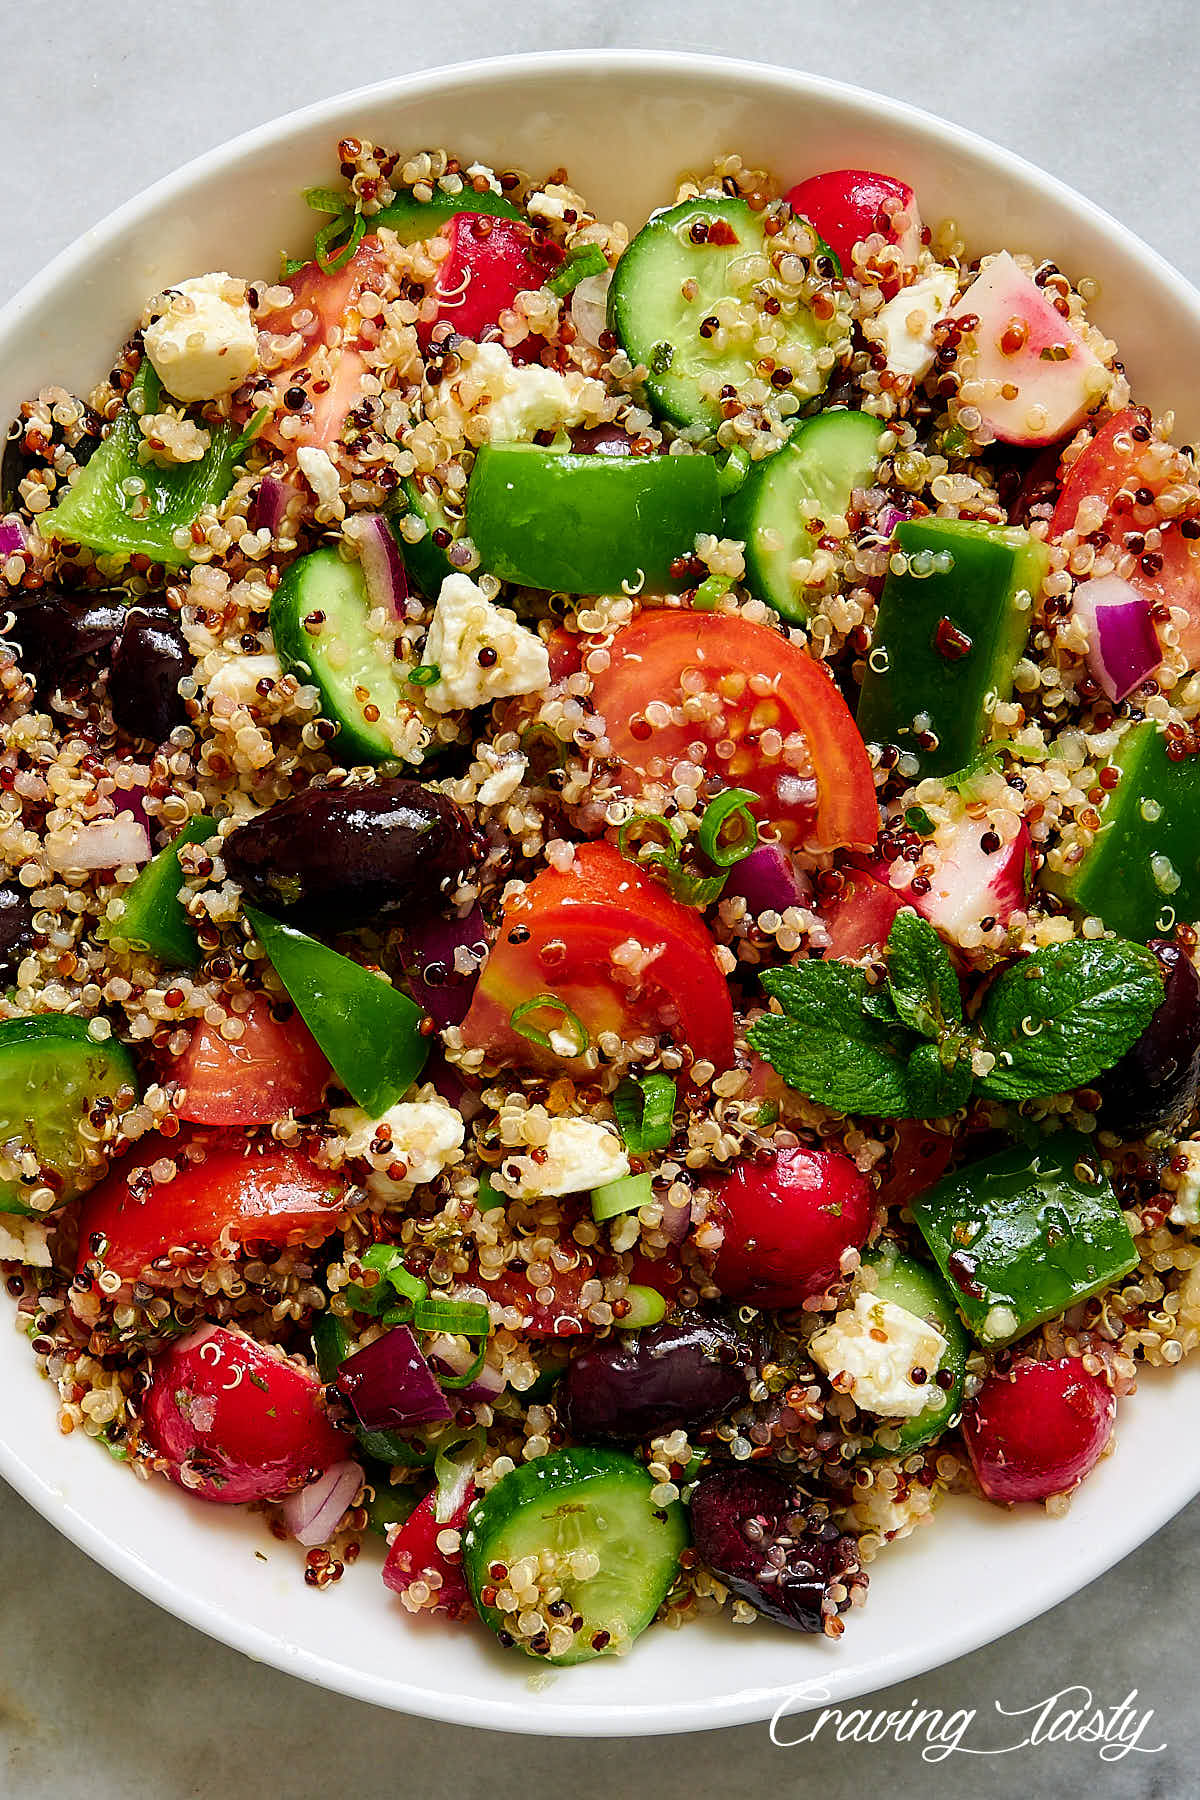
[[724, 410, 885, 622], [463, 1447, 688, 1663], [375, 189, 522, 244], [858, 1244, 968, 1455], [270, 544, 435, 765], [99, 816, 215, 967], [0, 1017, 139, 1215], [608, 195, 841, 431], [395, 474, 460, 597]]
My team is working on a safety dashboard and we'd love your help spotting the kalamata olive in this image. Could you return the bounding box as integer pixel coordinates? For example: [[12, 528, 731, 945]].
[[1096, 939, 1200, 1137], [689, 1465, 864, 1634], [109, 606, 189, 742], [567, 424, 636, 457], [9, 595, 124, 697], [0, 883, 34, 979], [223, 778, 482, 929], [558, 1315, 757, 1442]]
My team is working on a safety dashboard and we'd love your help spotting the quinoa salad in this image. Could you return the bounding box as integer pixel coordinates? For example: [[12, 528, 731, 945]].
[[3, 140, 1200, 1668]]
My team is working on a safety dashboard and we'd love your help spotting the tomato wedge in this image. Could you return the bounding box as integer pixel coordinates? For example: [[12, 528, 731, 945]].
[[459, 839, 735, 1070], [76, 1131, 346, 1279], [1051, 404, 1200, 666], [588, 610, 878, 852], [821, 866, 906, 960], [484, 1259, 599, 1338], [253, 240, 388, 454], [383, 1485, 474, 1616], [172, 993, 331, 1126], [418, 213, 563, 352]]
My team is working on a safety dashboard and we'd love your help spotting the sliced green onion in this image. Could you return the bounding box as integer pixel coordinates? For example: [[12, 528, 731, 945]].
[[344, 1244, 428, 1315], [520, 722, 570, 769], [304, 185, 352, 215], [618, 812, 685, 866], [717, 448, 750, 497], [408, 663, 441, 686], [413, 1297, 491, 1337], [312, 1311, 352, 1382], [693, 573, 732, 612], [698, 787, 759, 868], [280, 251, 310, 279], [476, 1174, 508, 1213], [510, 993, 589, 1058], [592, 1170, 655, 1222], [230, 405, 272, 461], [613, 1073, 677, 1154], [663, 865, 728, 908], [622, 1283, 667, 1329], [905, 804, 935, 837], [315, 207, 366, 274], [436, 1340, 491, 1391], [546, 244, 608, 298]]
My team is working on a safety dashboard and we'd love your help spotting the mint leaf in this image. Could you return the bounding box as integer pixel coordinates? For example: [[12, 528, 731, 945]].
[[886, 911, 962, 1042], [976, 939, 1164, 1100], [905, 1041, 974, 1116], [751, 964, 916, 1117]]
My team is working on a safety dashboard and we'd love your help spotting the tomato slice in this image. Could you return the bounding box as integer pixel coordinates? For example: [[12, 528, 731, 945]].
[[77, 1131, 346, 1279], [874, 1120, 955, 1210], [418, 213, 563, 351], [172, 993, 331, 1126], [588, 609, 878, 853], [1051, 404, 1200, 665], [253, 240, 388, 454], [821, 866, 906, 960], [459, 839, 735, 1071]]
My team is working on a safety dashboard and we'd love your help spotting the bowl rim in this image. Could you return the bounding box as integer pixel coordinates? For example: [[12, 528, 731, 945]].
[[4, 47, 1200, 1737]]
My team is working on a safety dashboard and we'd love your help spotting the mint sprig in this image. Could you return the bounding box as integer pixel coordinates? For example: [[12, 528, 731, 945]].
[[749, 914, 1164, 1121]]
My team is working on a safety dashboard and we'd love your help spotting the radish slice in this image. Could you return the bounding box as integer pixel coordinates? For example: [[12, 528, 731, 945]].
[[870, 808, 1031, 943], [950, 252, 1110, 446], [1072, 573, 1160, 702]]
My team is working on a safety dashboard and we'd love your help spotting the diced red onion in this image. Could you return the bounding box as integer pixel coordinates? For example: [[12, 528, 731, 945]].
[[250, 475, 297, 538], [397, 905, 488, 1031], [335, 1323, 452, 1431], [1073, 573, 1160, 702], [875, 502, 911, 540], [660, 1194, 692, 1244], [723, 843, 810, 916], [349, 513, 409, 619], [0, 514, 28, 559], [282, 1458, 363, 1547], [46, 811, 151, 872], [428, 1332, 505, 1401]]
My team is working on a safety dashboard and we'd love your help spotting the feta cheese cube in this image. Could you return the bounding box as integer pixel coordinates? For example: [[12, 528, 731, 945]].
[[871, 268, 960, 381], [330, 1098, 465, 1185], [204, 650, 282, 711], [1168, 1139, 1200, 1225], [810, 1292, 948, 1419], [427, 341, 608, 446], [477, 751, 528, 806], [422, 573, 550, 713], [496, 1117, 630, 1200], [0, 1214, 51, 1266], [296, 446, 342, 509], [143, 272, 258, 403]]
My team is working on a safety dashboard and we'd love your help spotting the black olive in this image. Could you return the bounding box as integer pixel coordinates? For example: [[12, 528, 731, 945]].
[[567, 425, 636, 457], [109, 606, 189, 742], [9, 595, 125, 698], [1097, 940, 1200, 1138], [0, 884, 34, 980], [223, 778, 483, 929], [559, 1315, 758, 1442], [689, 1465, 863, 1634]]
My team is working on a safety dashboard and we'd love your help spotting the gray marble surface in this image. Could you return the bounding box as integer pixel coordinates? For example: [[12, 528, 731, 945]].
[[2, 3, 1197, 1795]]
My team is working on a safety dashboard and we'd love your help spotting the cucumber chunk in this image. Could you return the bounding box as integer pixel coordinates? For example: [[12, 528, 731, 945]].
[[395, 474, 460, 597], [466, 444, 721, 594], [99, 816, 215, 967], [375, 189, 522, 244], [0, 1017, 138, 1215], [724, 410, 884, 622], [608, 196, 842, 430], [855, 517, 1047, 779], [463, 1447, 688, 1663], [912, 1133, 1138, 1347], [270, 543, 436, 765], [858, 1244, 968, 1454]]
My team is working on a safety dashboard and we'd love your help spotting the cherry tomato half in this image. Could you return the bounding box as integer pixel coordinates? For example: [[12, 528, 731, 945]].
[[711, 1145, 874, 1308], [588, 609, 878, 853], [418, 213, 563, 352], [785, 169, 921, 283], [962, 1355, 1115, 1504], [172, 993, 332, 1127], [141, 1323, 345, 1503]]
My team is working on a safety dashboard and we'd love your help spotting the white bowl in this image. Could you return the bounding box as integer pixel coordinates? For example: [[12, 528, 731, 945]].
[[3, 50, 1199, 1738]]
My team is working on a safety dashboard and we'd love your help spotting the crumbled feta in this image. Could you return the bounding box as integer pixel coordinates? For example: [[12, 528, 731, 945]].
[[463, 163, 503, 195], [204, 650, 282, 710], [810, 1293, 948, 1419], [329, 1099, 465, 1185], [428, 341, 607, 446], [296, 445, 342, 509], [1167, 1140, 1200, 1225], [871, 268, 960, 381], [143, 272, 258, 403], [477, 751, 528, 806], [0, 1214, 51, 1267], [422, 573, 550, 713], [496, 1117, 630, 1200]]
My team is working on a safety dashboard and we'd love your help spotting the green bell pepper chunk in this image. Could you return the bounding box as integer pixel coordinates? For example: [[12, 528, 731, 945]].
[[374, 188, 522, 243], [246, 905, 428, 1115], [41, 366, 244, 566], [912, 1133, 1137, 1347], [856, 517, 1048, 779], [98, 816, 215, 967], [1043, 720, 1200, 941], [394, 474, 459, 597], [359, 1460, 422, 1538], [466, 443, 722, 595]]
